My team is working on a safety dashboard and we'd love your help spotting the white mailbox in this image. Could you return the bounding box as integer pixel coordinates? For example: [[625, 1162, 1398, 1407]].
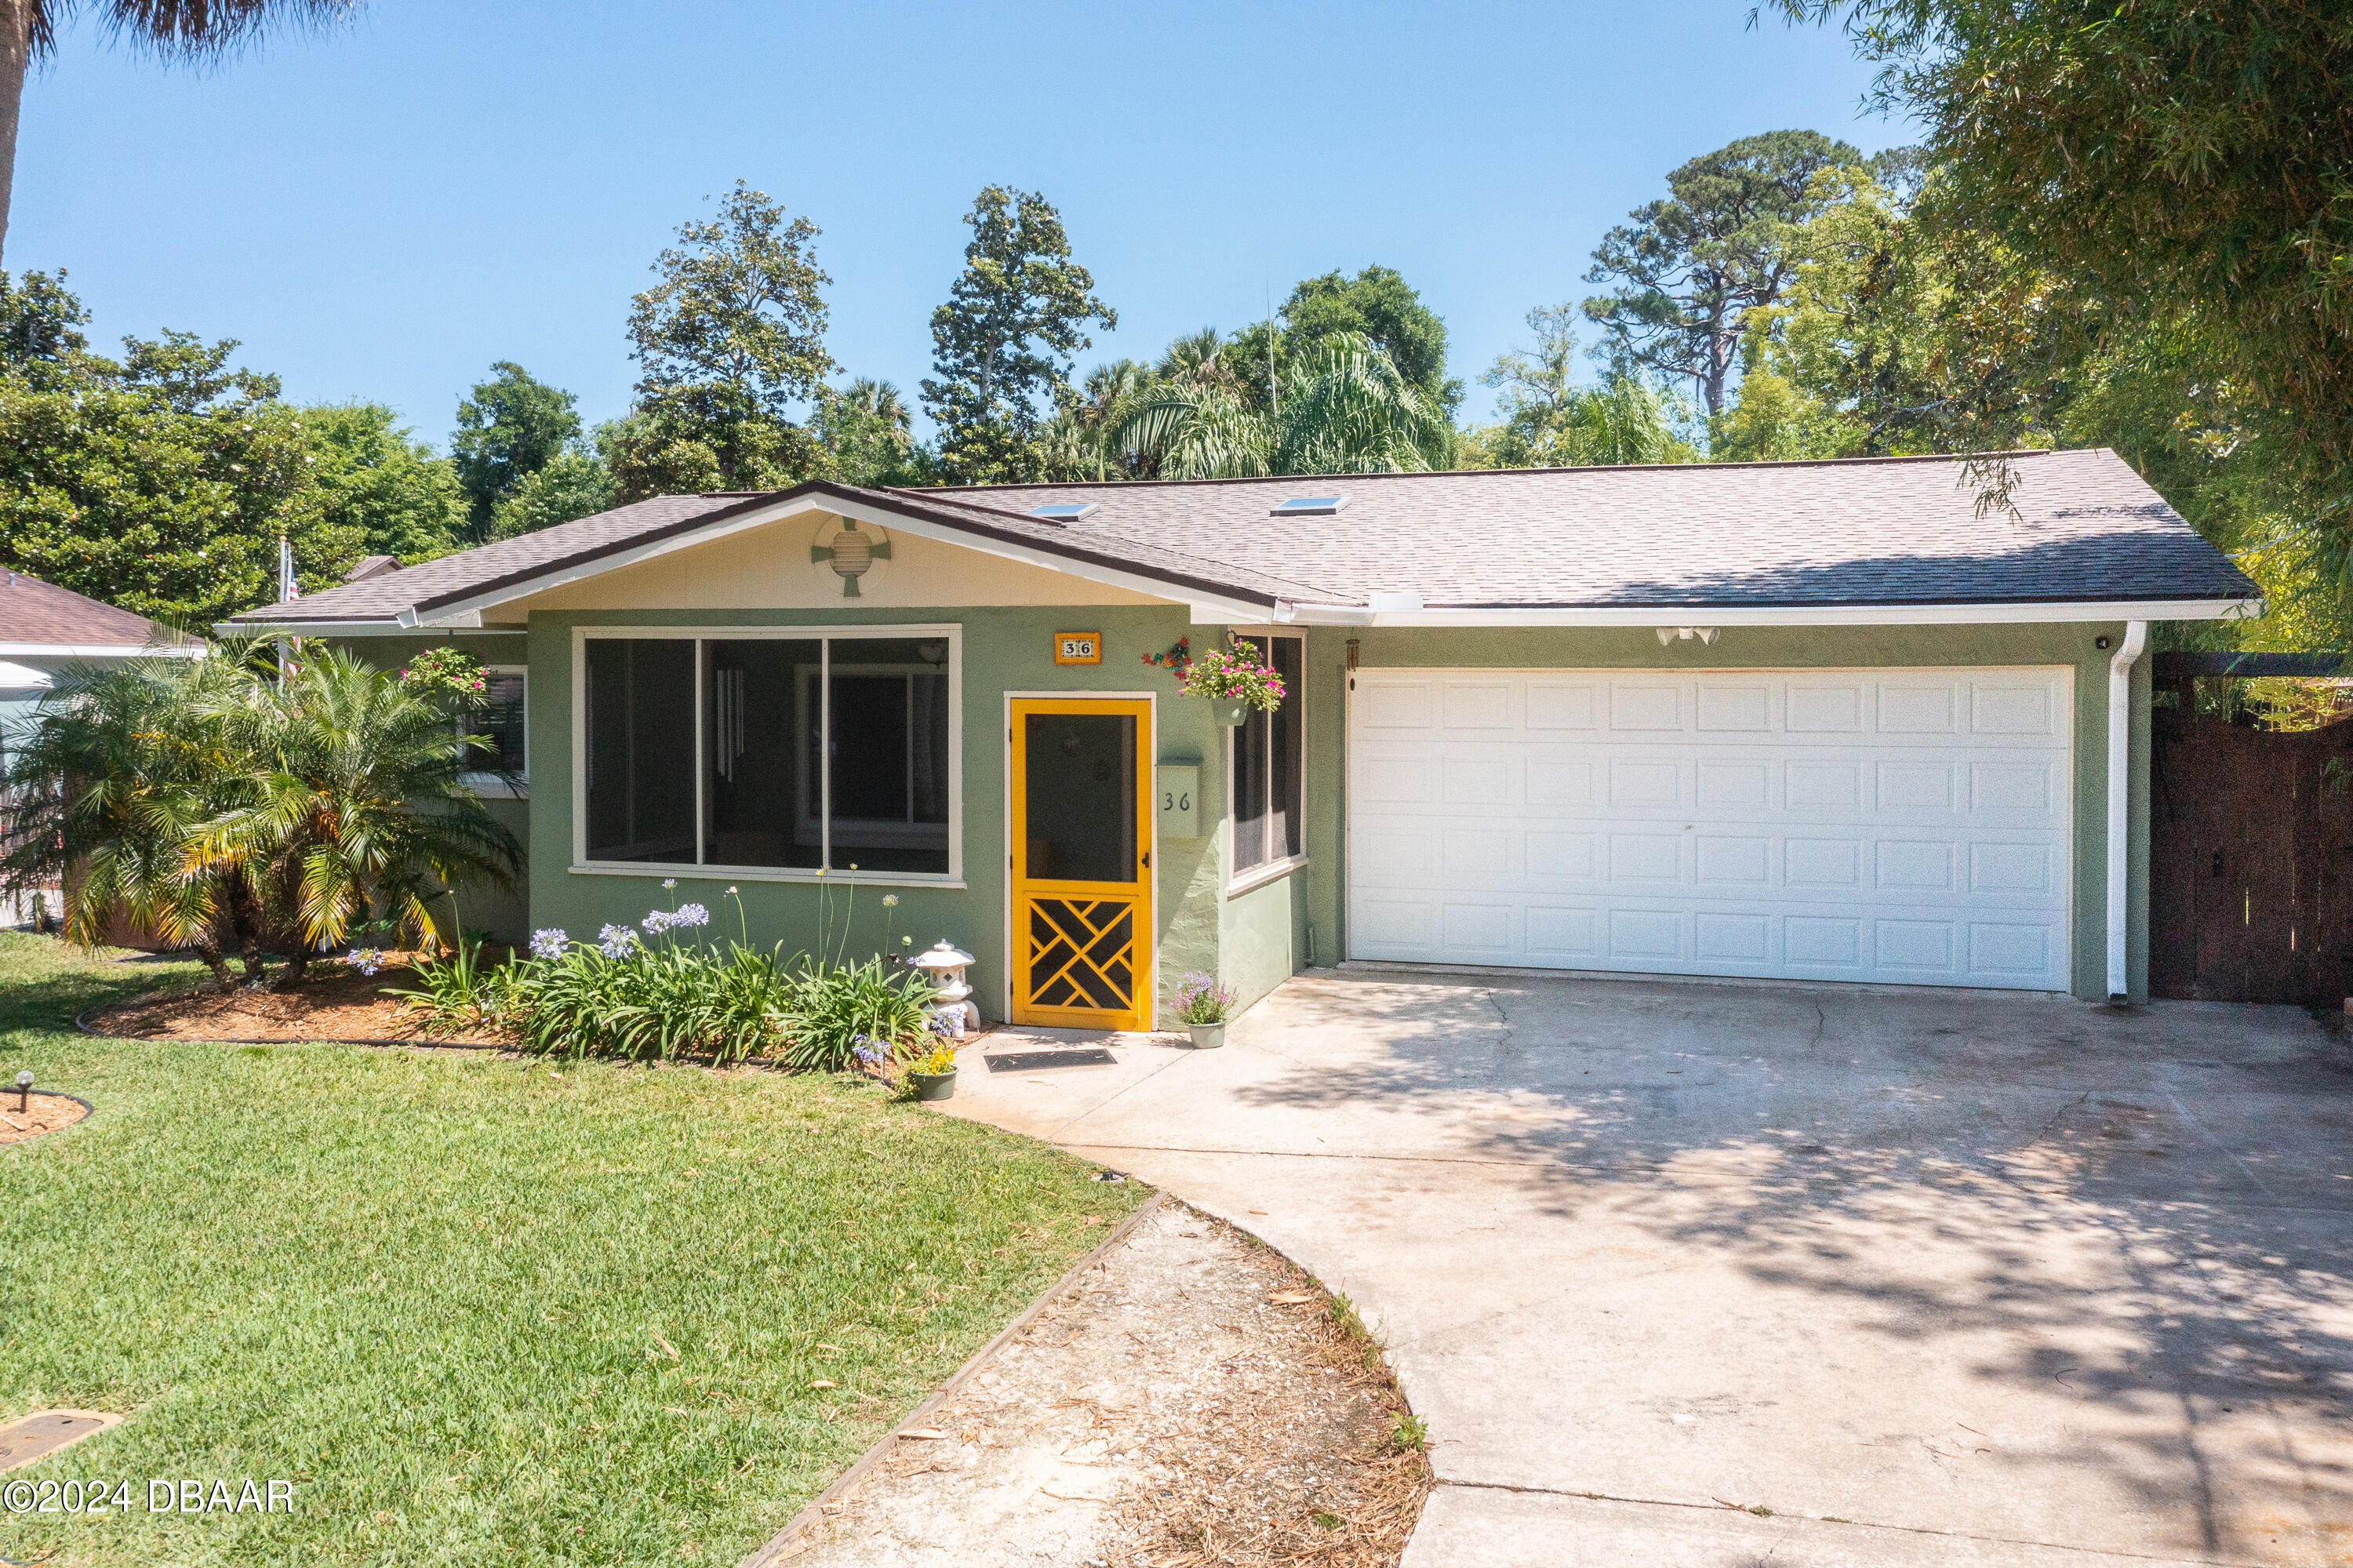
[[1156, 765, 1201, 839]]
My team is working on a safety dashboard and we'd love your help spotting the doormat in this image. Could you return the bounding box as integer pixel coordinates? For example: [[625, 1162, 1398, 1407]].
[[984, 1048, 1117, 1072], [0, 1410, 123, 1473]]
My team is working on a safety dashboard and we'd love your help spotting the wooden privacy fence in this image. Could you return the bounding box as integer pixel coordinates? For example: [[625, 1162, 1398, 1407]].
[[2150, 653, 2353, 1005]]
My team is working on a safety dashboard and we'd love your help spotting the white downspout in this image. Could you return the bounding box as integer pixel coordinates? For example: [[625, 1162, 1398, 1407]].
[[2107, 621, 2149, 1004]]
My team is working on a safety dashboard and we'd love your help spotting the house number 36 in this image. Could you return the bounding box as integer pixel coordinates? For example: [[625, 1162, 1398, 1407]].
[[1162, 788, 1191, 813]]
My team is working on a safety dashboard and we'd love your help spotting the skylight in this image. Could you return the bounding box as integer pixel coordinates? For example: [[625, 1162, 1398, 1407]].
[[1027, 502, 1099, 521], [1270, 496, 1347, 516]]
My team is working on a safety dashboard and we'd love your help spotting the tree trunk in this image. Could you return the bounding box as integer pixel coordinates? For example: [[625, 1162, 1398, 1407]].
[[0, 0, 28, 266]]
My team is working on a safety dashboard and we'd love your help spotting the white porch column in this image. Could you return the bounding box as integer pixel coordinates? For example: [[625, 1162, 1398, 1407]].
[[2107, 620, 2149, 1003]]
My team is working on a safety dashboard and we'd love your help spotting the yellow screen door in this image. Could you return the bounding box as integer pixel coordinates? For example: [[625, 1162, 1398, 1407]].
[[1010, 697, 1153, 1031]]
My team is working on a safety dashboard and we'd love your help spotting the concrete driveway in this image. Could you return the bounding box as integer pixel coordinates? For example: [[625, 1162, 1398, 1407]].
[[941, 967, 2353, 1566]]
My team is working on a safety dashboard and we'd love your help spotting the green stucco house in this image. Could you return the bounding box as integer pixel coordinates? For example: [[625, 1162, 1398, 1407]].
[[227, 449, 2256, 1024]]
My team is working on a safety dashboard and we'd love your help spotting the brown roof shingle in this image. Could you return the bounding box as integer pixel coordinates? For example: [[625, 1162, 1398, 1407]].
[[227, 449, 2254, 625], [1, 571, 174, 647]]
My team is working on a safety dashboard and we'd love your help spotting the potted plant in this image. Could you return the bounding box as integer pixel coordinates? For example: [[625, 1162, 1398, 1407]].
[[907, 1039, 959, 1101], [1175, 638, 1285, 726], [1172, 972, 1237, 1048]]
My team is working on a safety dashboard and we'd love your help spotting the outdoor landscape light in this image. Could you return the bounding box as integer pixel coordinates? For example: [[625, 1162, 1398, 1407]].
[[14, 1071, 30, 1111]]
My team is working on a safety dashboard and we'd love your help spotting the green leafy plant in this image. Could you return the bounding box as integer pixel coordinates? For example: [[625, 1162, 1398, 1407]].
[[785, 956, 936, 1072], [506, 891, 796, 1065], [0, 638, 519, 990], [397, 646, 489, 704], [382, 913, 515, 1036], [1389, 1410, 1430, 1453], [1176, 638, 1285, 713]]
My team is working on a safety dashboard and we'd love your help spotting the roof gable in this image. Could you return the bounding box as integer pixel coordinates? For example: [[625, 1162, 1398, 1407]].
[[224, 449, 2257, 631], [1, 570, 173, 649]]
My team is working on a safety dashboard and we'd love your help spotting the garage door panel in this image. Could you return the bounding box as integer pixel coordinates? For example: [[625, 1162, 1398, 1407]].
[[1526, 681, 1598, 729], [1609, 684, 1682, 730], [1696, 682, 1773, 732], [1442, 680, 1513, 729], [1349, 668, 2071, 989]]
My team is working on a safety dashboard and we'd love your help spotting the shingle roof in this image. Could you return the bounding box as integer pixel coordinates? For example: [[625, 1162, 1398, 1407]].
[[227, 448, 2253, 625], [1, 570, 175, 647]]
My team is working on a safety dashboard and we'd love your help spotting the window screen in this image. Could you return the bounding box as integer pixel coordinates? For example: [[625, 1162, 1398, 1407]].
[[584, 631, 955, 876], [585, 639, 696, 863], [1231, 635, 1304, 876]]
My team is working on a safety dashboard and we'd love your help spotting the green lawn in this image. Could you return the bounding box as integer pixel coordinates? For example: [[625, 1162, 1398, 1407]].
[[0, 933, 1142, 1566]]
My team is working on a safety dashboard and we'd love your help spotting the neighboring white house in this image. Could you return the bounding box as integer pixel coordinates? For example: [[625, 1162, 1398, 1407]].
[[0, 570, 186, 926]]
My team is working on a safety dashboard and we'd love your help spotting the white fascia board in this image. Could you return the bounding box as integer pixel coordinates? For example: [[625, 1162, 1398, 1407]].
[[0, 641, 199, 658], [409, 491, 1273, 627], [1273, 598, 2259, 628], [213, 620, 525, 638]]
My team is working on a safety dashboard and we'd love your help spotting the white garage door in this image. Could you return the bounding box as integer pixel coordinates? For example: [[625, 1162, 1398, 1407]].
[[1346, 668, 2074, 990]]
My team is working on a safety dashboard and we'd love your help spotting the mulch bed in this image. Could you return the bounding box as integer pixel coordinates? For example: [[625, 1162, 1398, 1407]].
[[0, 1092, 93, 1143], [788, 1200, 1431, 1567], [84, 959, 511, 1047]]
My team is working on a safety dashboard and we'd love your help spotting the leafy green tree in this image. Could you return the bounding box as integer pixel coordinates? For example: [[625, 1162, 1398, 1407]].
[[1282, 266, 1457, 412], [304, 402, 467, 564], [449, 362, 581, 536], [489, 449, 616, 539], [612, 180, 835, 502], [1118, 332, 1450, 478], [1583, 129, 1866, 416], [922, 186, 1115, 485], [0, 273, 356, 624], [1468, 306, 1697, 467], [1773, 0, 2353, 615], [0, 264, 91, 383], [813, 377, 926, 488], [0, 2, 365, 262]]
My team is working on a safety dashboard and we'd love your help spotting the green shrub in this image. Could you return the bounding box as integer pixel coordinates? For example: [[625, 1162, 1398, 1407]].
[[382, 927, 515, 1037], [784, 955, 936, 1072], [509, 932, 794, 1066], [496, 892, 936, 1068]]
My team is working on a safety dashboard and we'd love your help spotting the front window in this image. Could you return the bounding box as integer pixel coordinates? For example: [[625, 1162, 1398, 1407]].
[[583, 628, 957, 879], [1231, 635, 1303, 879], [463, 666, 528, 783]]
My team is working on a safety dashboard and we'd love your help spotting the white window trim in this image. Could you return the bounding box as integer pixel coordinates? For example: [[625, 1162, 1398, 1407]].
[[569, 623, 963, 888], [1224, 630, 1307, 897], [460, 663, 529, 798]]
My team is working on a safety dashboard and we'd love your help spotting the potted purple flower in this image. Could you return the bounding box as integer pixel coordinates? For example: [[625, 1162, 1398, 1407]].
[[1172, 972, 1237, 1048]]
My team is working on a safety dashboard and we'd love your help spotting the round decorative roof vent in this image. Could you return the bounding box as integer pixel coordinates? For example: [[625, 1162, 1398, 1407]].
[[809, 519, 892, 598]]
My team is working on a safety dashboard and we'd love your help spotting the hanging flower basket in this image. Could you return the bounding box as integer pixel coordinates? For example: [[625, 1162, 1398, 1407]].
[[1176, 638, 1285, 719]]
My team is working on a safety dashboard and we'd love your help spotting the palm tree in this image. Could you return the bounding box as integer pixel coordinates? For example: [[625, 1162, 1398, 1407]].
[[1118, 332, 1453, 478], [0, 1, 364, 261], [0, 651, 239, 970], [191, 646, 520, 980], [1040, 359, 1157, 481], [1, 638, 518, 987]]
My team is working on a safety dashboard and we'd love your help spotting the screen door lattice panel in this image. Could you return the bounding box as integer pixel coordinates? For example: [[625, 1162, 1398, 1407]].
[[1024, 897, 1137, 1013]]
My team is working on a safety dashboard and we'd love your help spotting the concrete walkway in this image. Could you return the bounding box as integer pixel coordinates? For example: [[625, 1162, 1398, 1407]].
[[940, 966, 2353, 1566]]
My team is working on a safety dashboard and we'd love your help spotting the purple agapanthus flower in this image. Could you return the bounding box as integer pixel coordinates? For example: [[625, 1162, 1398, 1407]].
[[529, 928, 569, 961], [642, 909, 675, 934], [598, 923, 638, 958], [671, 903, 710, 928], [346, 948, 385, 977]]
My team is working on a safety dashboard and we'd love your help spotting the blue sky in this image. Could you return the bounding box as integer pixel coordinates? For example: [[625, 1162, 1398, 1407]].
[[13, 0, 1904, 446]]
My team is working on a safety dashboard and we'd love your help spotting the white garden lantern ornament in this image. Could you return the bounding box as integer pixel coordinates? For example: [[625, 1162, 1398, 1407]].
[[911, 940, 981, 1037]]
